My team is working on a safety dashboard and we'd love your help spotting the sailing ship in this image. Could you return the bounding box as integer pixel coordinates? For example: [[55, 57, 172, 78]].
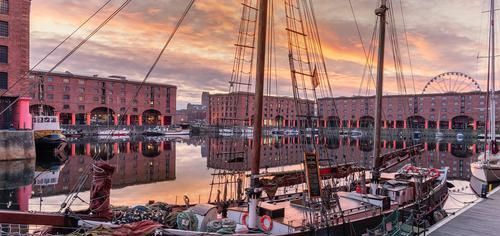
[[0, 1, 450, 235], [470, 0, 500, 190]]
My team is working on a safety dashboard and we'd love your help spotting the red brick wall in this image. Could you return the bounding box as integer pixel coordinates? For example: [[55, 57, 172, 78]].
[[0, 0, 30, 96]]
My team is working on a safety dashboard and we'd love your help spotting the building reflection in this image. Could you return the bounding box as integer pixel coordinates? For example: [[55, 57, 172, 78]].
[[0, 159, 34, 213], [206, 136, 477, 180], [33, 138, 176, 197]]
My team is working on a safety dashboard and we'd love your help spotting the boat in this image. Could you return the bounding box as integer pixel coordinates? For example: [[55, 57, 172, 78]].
[[284, 128, 299, 136], [33, 115, 67, 164], [471, 0, 500, 191], [351, 129, 363, 138], [270, 128, 284, 135], [456, 132, 464, 142], [61, 128, 82, 137], [97, 128, 130, 136]]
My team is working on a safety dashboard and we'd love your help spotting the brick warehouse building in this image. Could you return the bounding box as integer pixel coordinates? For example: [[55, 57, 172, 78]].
[[0, 0, 30, 95], [29, 71, 176, 126], [209, 91, 495, 131]]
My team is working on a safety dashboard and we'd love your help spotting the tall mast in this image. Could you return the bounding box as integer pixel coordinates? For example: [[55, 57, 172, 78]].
[[371, 0, 388, 194], [248, 0, 268, 229], [490, 0, 497, 152]]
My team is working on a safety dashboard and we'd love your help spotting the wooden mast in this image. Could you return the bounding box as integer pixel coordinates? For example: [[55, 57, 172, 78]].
[[371, 0, 388, 194], [248, 0, 269, 229], [489, 0, 497, 153]]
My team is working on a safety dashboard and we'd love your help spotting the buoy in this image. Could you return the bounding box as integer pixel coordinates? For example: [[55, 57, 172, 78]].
[[260, 215, 273, 232], [241, 212, 248, 226]]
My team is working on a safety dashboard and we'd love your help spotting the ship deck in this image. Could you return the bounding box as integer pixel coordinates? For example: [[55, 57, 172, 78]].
[[428, 186, 500, 236], [229, 191, 398, 230]]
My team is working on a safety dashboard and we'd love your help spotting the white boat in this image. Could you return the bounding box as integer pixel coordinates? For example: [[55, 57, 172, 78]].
[[471, 0, 500, 192], [435, 131, 444, 139], [350, 129, 363, 138], [219, 128, 234, 136], [270, 128, 283, 135], [284, 128, 299, 136], [456, 133, 464, 142], [97, 128, 130, 136], [471, 151, 500, 183]]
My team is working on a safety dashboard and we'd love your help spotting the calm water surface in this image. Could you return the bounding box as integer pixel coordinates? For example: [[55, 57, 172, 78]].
[[0, 134, 480, 214]]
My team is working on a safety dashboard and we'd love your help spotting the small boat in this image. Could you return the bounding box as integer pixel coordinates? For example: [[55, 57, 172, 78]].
[[270, 128, 283, 135], [471, 0, 500, 196], [350, 129, 363, 138], [413, 130, 422, 140], [33, 116, 67, 164], [97, 128, 130, 136], [219, 128, 234, 136], [143, 126, 190, 136], [456, 133, 464, 141], [61, 128, 82, 137], [284, 128, 299, 136], [435, 131, 444, 140]]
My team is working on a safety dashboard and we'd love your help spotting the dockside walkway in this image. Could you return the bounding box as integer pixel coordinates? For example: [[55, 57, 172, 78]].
[[428, 186, 500, 236]]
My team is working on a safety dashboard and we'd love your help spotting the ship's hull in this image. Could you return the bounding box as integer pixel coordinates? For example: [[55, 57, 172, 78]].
[[471, 162, 500, 183], [310, 182, 448, 236], [34, 131, 67, 166]]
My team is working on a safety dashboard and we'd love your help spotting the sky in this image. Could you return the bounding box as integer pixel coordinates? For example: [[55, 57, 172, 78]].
[[30, 0, 493, 108]]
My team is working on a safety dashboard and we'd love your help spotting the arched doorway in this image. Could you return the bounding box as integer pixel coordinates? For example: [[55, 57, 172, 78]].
[[142, 109, 162, 125], [452, 115, 474, 130], [359, 116, 374, 128], [59, 113, 72, 125], [142, 141, 161, 158], [29, 104, 55, 116], [407, 115, 426, 129], [91, 107, 115, 125], [327, 116, 340, 128]]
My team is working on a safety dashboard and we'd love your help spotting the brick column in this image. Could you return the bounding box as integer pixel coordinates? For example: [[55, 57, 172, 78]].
[[71, 113, 76, 125], [126, 115, 131, 126], [473, 120, 477, 130], [86, 143, 91, 156], [356, 120, 360, 128], [394, 119, 397, 128], [424, 120, 428, 129], [403, 120, 407, 129], [138, 115, 143, 126], [114, 115, 118, 126], [448, 121, 452, 130], [383, 120, 387, 129], [437, 120, 440, 129], [86, 113, 91, 125]]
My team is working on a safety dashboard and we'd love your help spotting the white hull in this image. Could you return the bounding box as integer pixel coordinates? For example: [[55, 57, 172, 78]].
[[98, 129, 130, 136], [471, 162, 500, 182]]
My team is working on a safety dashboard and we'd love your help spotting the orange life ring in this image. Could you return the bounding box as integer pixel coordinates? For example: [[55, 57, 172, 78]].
[[260, 215, 273, 232], [241, 212, 248, 226]]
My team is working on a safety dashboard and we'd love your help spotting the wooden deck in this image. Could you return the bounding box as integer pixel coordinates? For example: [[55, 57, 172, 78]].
[[428, 186, 500, 236]]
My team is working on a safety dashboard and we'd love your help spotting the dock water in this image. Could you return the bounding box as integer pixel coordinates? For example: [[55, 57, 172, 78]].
[[428, 186, 500, 236]]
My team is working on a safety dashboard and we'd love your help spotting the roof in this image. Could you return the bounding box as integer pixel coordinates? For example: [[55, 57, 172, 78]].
[[30, 70, 177, 88]]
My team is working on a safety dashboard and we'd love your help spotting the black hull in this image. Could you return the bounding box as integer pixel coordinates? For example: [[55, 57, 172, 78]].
[[35, 136, 67, 169], [143, 132, 164, 137]]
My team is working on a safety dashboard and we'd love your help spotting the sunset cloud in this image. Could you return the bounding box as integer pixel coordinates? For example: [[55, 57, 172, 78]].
[[30, 0, 487, 107]]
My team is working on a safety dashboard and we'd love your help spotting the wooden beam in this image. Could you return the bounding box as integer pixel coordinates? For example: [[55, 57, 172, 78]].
[[0, 210, 78, 227]]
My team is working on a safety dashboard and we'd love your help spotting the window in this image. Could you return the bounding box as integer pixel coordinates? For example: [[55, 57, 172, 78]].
[[0, 45, 7, 63], [47, 77, 53, 82], [64, 86, 70, 92], [0, 72, 6, 89], [0, 21, 7, 37], [79, 87, 85, 93], [120, 98, 126, 104], [63, 95, 70, 100], [79, 96, 84, 101], [47, 94, 54, 99], [93, 97, 99, 101], [78, 79, 84, 85], [133, 108, 138, 112], [63, 104, 70, 109], [78, 105, 85, 111], [0, 0, 8, 14], [47, 85, 54, 90], [63, 78, 69, 83]]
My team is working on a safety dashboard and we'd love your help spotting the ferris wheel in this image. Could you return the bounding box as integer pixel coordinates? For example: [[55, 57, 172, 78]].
[[421, 72, 481, 94]]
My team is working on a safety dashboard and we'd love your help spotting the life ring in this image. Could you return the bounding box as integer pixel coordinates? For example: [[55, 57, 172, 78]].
[[241, 212, 248, 226], [428, 168, 440, 178], [260, 215, 273, 232]]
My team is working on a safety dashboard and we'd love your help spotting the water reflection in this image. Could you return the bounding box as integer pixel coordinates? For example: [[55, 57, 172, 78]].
[[31, 137, 176, 197], [0, 159, 34, 211], [206, 136, 477, 180], [0, 135, 477, 212]]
